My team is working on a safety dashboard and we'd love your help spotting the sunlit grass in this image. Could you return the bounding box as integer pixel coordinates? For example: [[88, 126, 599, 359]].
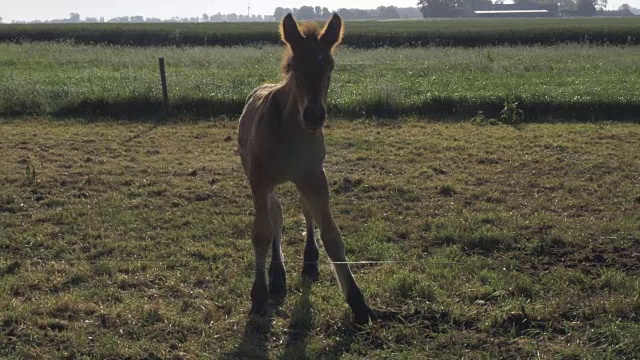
[[0, 118, 638, 358]]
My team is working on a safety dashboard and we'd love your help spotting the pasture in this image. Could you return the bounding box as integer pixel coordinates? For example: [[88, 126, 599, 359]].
[[1, 119, 639, 358], [1, 43, 640, 120], [2, 15, 640, 359]]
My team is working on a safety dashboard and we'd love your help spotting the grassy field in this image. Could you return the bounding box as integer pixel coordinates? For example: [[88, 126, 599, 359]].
[[1, 118, 639, 358], [1, 43, 640, 121], [2, 17, 640, 47]]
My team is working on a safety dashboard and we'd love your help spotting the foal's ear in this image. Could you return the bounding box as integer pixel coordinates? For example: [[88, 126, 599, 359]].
[[319, 13, 344, 50], [280, 13, 303, 48]]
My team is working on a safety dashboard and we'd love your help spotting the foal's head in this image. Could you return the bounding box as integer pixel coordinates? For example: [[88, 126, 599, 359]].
[[280, 13, 343, 131]]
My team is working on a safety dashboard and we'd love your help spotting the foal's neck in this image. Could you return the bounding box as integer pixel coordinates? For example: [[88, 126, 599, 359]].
[[276, 75, 309, 132]]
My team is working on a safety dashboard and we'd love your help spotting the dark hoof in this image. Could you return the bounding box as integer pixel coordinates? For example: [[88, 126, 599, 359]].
[[268, 268, 287, 297], [249, 300, 268, 316], [354, 308, 377, 326], [301, 263, 320, 282]]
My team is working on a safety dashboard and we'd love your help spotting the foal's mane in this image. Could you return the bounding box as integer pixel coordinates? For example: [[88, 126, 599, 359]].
[[280, 22, 321, 76], [299, 22, 321, 39]]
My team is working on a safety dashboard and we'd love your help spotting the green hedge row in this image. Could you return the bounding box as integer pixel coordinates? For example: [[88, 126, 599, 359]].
[[2, 18, 640, 47]]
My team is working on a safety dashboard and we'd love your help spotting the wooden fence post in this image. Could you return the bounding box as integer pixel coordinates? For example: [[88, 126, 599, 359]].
[[158, 57, 169, 116]]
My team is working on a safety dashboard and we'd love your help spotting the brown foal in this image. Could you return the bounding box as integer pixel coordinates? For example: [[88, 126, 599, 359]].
[[237, 13, 374, 324]]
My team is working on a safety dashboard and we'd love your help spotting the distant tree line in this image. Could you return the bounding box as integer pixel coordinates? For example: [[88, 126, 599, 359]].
[[618, 3, 640, 14], [4, 2, 633, 24], [98, 13, 271, 23], [3, 12, 276, 24], [417, 0, 616, 17], [273, 6, 421, 20], [2, 7, 424, 24], [274, 6, 332, 20]]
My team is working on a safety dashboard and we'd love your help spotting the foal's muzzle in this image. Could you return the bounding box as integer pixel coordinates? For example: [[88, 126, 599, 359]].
[[303, 105, 326, 131]]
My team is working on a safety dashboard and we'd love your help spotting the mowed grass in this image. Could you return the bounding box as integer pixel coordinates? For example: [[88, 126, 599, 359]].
[[1, 43, 640, 120], [1, 118, 639, 359]]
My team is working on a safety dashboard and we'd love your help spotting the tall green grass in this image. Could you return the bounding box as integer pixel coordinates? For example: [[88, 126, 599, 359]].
[[1, 43, 639, 120], [1, 18, 640, 47]]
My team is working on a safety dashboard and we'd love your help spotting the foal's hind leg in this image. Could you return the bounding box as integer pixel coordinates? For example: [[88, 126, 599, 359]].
[[296, 171, 375, 324], [268, 193, 287, 296], [300, 195, 320, 282]]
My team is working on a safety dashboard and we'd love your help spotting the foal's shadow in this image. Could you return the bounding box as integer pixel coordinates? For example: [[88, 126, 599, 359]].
[[224, 281, 313, 359], [278, 280, 315, 359], [224, 314, 273, 360], [224, 283, 439, 359], [278, 281, 414, 360]]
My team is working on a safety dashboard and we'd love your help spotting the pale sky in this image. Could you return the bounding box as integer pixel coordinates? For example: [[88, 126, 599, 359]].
[[2, 0, 416, 21], [1, 0, 636, 22]]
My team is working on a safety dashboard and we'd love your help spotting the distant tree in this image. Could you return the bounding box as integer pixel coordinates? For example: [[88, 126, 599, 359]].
[[577, 0, 597, 14], [418, 0, 461, 17], [337, 7, 389, 20], [145, 17, 162, 22], [618, 3, 631, 10], [420, 0, 501, 17], [296, 6, 316, 20], [467, 0, 492, 7], [378, 6, 401, 19], [596, 0, 607, 10], [321, 7, 332, 18], [0, 17, 3, 23], [558, 0, 578, 12], [69, 12, 81, 23], [394, 7, 423, 17], [516, 0, 576, 12], [131, 16, 144, 22], [227, 13, 238, 21], [336, 8, 354, 19], [85, 17, 99, 22], [109, 16, 130, 22], [513, 0, 560, 13], [202, 13, 209, 22], [210, 13, 223, 21], [354, 9, 373, 19], [314, 6, 322, 18], [274, 7, 292, 20]]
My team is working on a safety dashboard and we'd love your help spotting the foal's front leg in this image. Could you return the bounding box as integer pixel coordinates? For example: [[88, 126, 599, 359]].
[[300, 195, 320, 282], [249, 188, 273, 315], [297, 170, 375, 324], [268, 193, 287, 296]]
